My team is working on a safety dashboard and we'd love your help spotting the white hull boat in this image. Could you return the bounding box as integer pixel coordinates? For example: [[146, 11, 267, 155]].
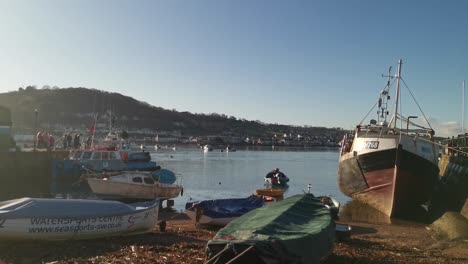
[[203, 145, 213, 153], [338, 60, 439, 217], [87, 171, 183, 200], [0, 198, 159, 240]]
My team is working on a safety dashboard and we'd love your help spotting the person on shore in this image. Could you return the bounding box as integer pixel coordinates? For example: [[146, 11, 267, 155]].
[[48, 134, 55, 150], [43, 133, 50, 149], [63, 133, 68, 149], [86, 136, 92, 148], [67, 134, 73, 149], [36, 131, 43, 148], [73, 134, 80, 149]]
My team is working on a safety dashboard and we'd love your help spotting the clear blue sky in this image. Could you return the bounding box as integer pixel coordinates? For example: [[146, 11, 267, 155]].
[[0, 0, 467, 136]]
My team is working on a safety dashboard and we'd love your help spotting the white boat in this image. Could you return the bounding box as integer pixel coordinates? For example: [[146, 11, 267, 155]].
[[86, 171, 183, 200], [203, 145, 213, 152], [338, 60, 440, 217], [67, 149, 157, 171], [225, 146, 236, 152], [0, 198, 159, 240]]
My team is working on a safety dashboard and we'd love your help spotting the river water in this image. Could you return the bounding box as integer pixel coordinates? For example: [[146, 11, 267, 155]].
[[150, 146, 350, 211]]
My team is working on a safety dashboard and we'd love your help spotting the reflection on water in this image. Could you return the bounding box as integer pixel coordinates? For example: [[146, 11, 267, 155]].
[[339, 200, 431, 225]]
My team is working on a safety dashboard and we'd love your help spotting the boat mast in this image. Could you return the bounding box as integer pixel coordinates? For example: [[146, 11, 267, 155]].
[[463, 80, 465, 134], [391, 59, 403, 128], [109, 111, 112, 134], [378, 66, 392, 125]]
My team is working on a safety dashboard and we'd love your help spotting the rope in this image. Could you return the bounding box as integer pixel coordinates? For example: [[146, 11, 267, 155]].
[[398, 85, 403, 144], [358, 101, 378, 126], [226, 245, 255, 264], [359, 79, 396, 126], [205, 244, 234, 264], [401, 77, 433, 130]]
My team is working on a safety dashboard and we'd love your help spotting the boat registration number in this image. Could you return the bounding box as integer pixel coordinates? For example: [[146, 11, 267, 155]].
[[364, 141, 379, 149]]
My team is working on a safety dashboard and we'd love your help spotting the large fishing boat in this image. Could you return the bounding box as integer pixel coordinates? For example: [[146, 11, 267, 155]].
[[338, 60, 440, 217]]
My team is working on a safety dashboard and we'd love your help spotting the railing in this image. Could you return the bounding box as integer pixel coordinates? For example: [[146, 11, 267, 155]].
[[356, 124, 434, 140]]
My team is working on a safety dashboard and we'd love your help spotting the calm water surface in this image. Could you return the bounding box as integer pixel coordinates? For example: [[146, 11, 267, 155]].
[[150, 147, 350, 210]]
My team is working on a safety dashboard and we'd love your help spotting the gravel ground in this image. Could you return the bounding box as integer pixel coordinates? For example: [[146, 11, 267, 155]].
[[0, 216, 466, 264]]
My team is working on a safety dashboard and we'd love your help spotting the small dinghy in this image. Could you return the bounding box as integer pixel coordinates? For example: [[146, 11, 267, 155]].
[[206, 194, 335, 263], [264, 168, 290, 187], [185, 196, 264, 226], [86, 171, 182, 200], [255, 188, 285, 197], [0, 198, 159, 240]]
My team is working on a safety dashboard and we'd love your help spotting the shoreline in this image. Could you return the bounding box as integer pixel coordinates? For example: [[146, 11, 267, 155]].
[[0, 214, 466, 264]]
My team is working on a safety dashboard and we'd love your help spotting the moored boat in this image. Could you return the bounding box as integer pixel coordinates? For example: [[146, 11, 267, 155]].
[[185, 196, 264, 226], [225, 146, 236, 152], [264, 168, 290, 187], [86, 171, 182, 200], [255, 188, 285, 197], [0, 198, 159, 240], [206, 194, 335, 263], [338, 60, 440, 217], [68, 149, 158, 172], [203, 144, 213, 152]]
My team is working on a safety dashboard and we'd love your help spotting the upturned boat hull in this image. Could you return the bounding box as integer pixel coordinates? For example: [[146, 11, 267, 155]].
[[338, 140, 439, 217], [0, 198, 159, 240]]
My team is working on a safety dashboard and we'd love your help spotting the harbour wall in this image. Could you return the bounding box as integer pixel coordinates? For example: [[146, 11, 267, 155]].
[[430, 154, 468, 218], [0, 151, 68, 200]]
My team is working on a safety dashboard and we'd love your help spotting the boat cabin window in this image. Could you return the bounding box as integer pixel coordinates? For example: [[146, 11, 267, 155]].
[[73, 151, 82, 159], [143, 177, 155, 185], [102, 152, 109, 160], [132, 177, 143, 183], [92, 152, 102, 160], [109, 152, 117, 160], [82, 152, 92, 159]]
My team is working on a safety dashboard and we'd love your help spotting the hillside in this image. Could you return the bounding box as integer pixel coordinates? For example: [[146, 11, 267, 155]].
[[0, 86, 344, 139]]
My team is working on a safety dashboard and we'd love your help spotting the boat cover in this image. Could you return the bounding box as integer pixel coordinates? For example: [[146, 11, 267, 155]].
[[206, 194, 335, 264], [186, 196, 264, 219], [152, 169, 177, 184], [0, 198, 157, 219]]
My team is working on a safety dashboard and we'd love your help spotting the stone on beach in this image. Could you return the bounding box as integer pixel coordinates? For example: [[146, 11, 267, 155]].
[[430, 212, 468, 240]]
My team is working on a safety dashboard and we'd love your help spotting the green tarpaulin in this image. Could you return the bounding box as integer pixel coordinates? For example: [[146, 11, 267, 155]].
[[206, 194, 335, 264]]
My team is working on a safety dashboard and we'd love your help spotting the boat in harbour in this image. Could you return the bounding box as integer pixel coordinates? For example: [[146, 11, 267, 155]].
[[264, 169, 290, 187], [255, 188, 285, 197], [0, 197, 159, 240], [225, 146, 236, 152], [338, 60, 440, 217], [66, 148, 159, 172], [203, 144, 213, 152], [205, 194, 335, 263], [86, 171, 183, 200], [185, 196, 264, 226]]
